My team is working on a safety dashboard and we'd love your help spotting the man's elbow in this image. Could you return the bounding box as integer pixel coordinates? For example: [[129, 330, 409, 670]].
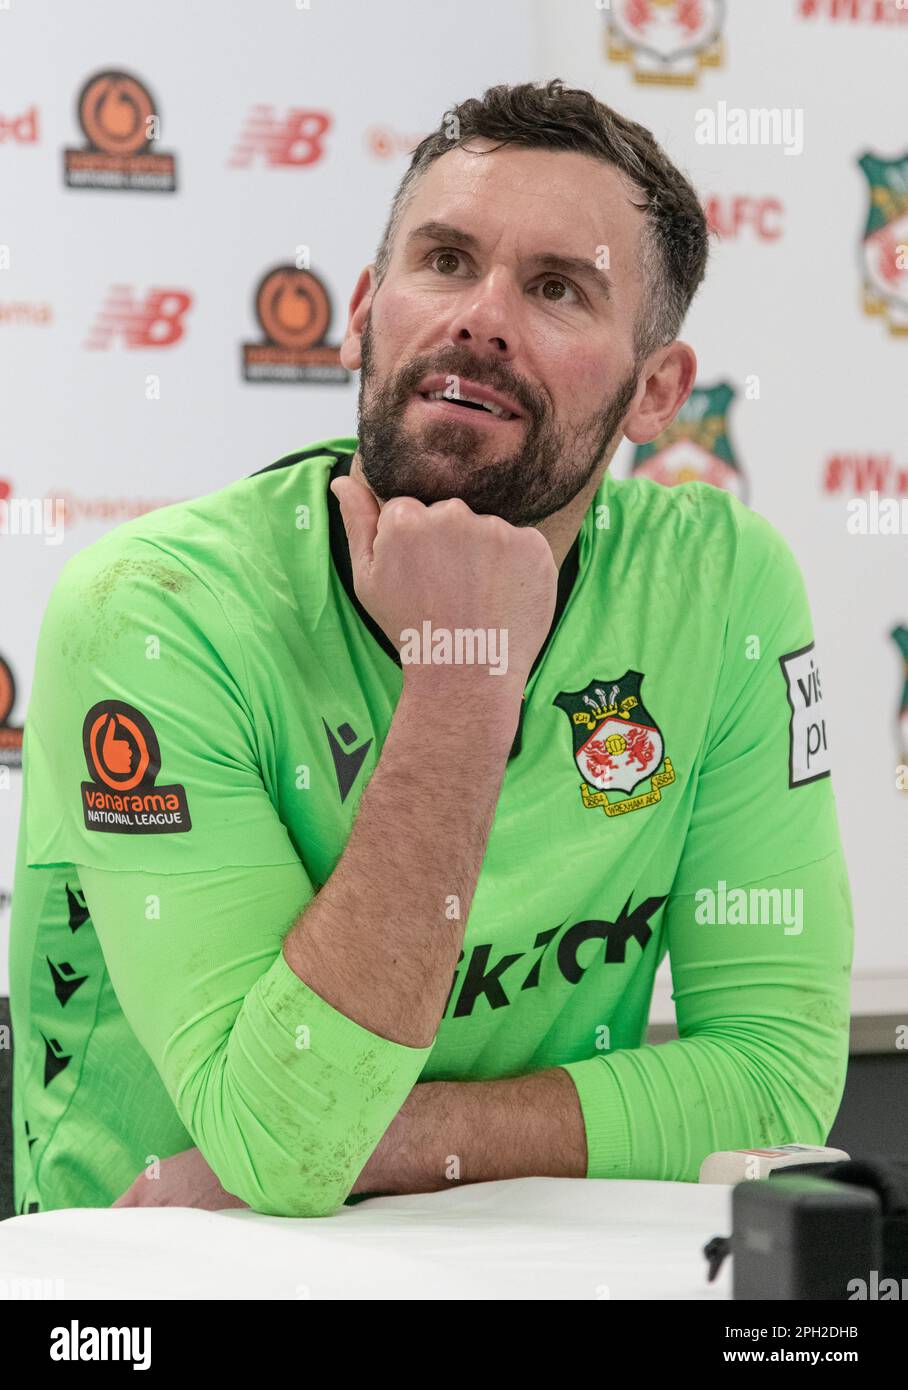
[[209, 1146, 361, 1219], [760, 1029, 849, 1147], [249, 1188, 348, 1219]]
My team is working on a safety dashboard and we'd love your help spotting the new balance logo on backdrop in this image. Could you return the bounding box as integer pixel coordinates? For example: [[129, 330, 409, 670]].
[[84, 288, 193, 349], [227, 106, 331, 167]]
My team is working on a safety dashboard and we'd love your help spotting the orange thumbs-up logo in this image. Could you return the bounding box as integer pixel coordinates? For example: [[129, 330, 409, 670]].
[[100, 716, 133, 775], [85, 705, 154, 791], [81, 700, 190, 834]]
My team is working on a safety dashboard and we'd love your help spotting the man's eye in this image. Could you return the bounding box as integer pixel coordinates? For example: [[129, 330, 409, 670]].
[[534, 276, 580, 305], [427, 255, 582, 306], [429, 250, 465, 275]]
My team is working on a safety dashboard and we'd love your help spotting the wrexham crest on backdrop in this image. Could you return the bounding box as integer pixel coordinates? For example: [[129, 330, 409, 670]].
[[893, 625, 908, 788], [858, 152, 908, 335], [631, 382, 748, 500], [554, 672, 675, 818], [604, 0, 726, 87]]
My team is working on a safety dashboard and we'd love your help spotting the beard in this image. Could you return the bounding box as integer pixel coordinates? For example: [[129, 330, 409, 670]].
[[355, 310, 639, 527]]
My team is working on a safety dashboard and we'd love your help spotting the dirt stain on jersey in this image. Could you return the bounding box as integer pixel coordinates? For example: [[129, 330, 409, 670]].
[[63, 556, 194, 665]]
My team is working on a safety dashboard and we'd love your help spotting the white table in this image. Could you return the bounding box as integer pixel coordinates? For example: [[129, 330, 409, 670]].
[[0, 1178, 734, 1299]]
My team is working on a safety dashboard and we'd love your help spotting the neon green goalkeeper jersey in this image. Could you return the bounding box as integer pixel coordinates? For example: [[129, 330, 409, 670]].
[[9, 437, 853, 1217]]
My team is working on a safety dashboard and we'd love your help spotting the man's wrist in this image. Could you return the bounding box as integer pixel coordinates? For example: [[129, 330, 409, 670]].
[[397, 673, 525, 749]]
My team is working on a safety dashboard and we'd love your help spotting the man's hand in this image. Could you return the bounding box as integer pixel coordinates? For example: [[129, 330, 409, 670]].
[[111, 1148, 248, 1210], [331, 475, 558, 695], [109, 1124, 405, 1211]]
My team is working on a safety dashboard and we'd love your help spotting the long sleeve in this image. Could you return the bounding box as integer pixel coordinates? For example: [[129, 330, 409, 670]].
[[22, 535, 430, 1215], [560, 504, 854, 1180], [77, 861, 431, 1215]]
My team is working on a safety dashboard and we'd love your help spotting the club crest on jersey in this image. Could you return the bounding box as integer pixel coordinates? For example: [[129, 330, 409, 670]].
[[553, 672, 674, 817]]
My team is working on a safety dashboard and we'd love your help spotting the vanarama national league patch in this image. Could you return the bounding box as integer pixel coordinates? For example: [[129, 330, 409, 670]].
[[81, 699, 192, 833]]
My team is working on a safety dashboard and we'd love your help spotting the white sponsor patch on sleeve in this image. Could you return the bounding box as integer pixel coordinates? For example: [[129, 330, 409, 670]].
[[779, 642, 831, 787]]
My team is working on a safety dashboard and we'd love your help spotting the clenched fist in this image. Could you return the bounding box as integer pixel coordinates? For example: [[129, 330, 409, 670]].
[[331, 473, 558, 698]]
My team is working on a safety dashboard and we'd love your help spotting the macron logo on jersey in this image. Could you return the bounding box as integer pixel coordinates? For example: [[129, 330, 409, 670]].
[[322, 718, 372, 803]]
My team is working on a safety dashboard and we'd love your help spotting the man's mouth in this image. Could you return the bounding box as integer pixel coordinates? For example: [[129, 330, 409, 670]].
[[414, 376, 523, 422], [417, 390, 518, 421]]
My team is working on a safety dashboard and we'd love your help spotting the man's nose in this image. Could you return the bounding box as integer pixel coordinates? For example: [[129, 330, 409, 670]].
[[445, 272, 519, 358]]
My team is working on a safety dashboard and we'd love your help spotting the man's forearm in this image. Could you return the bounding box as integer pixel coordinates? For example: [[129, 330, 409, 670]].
[[352, 1069, 588, 1195], [283, 676, 523, 1047], [113, 1069, 587, 1209]]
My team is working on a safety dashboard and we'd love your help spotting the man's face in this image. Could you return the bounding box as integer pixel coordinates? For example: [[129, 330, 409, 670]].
[[351, 139, 647, 527]]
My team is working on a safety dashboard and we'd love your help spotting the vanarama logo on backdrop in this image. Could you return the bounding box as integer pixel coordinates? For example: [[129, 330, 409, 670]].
[[604, 0, 725, 85], [858, 151, 908, 335], [81, 700, 191, 834], [0, 302, 52, 326], [630, 382, 748, 499], [242, 264, 349, 383], [0, 654, 23, 771], [64, 69, 176, 191], [364, 124, 428, 160], [55, 489, 185, 526], [1, 475, 184, 530]]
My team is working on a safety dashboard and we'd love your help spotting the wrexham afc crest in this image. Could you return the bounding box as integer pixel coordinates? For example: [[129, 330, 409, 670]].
[[631, 382, 747, 500], [604, 0, 726, 87], [858, 152, 908, 336], [554, 672, 675, 817]]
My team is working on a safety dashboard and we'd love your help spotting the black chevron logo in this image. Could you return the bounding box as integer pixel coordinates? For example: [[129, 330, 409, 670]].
[[41, 1034, 72, 1088], [322, 718, 372, 803], [66, 882, 90, 933], [47, 957, 89, 1007]]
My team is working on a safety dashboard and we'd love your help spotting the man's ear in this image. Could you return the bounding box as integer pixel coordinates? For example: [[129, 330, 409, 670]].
[[622, 340, 697, 446], [340, 266, 376, 371]]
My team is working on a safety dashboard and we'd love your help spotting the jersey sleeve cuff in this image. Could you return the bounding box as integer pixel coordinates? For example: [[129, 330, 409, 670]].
[[560, 1057, 633, 1179], [256, 948, 435, 1072]]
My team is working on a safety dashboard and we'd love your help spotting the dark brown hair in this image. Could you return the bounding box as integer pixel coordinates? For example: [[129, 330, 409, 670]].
[[373, 78, 709, 362]]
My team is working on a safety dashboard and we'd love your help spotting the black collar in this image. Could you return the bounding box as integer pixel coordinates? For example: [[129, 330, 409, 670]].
[[327, 451, 581, 760]]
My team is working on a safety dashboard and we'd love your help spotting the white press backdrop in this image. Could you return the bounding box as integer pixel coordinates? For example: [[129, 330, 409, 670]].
[[0, 0, 905, 1021]]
